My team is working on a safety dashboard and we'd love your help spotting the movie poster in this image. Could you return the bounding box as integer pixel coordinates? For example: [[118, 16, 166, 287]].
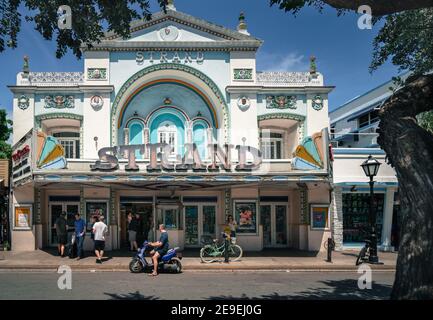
[[233, 201, 257, 234]]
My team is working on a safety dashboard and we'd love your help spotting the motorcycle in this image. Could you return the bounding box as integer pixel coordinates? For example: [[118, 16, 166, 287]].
[[129, 241, 183, 274]]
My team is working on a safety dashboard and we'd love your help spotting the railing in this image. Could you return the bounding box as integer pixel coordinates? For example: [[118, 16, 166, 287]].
[[330, 132, 379, 149]]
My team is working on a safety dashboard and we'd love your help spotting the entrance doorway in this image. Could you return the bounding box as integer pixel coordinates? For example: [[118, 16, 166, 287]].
[[49, 202, 79, 246], [119, 203, 153, 249], [260, 203, 288, 247], [184, 204, 216, 247]]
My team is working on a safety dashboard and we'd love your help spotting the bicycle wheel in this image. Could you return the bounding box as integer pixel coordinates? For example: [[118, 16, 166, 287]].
[[200, 245, 218, 263], [356, 247, 367, 266], [228, 244, 243, 262]]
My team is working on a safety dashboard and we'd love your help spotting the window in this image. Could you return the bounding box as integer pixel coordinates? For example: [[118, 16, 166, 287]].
[[260, 132, 283, 159], [53, 132, 80, 159], [157, 122, 177, 158], [342, 193, 384, 243], [358, 109, 380, 128], [330, 125, 336, 140], [157, 206, 182, 230]]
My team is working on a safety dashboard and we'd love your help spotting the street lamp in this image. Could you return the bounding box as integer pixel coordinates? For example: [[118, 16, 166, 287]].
[[361, 155, 382, 263]]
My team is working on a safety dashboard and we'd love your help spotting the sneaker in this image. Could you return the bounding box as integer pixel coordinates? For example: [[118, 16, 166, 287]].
[[76, 257, 81, 260]]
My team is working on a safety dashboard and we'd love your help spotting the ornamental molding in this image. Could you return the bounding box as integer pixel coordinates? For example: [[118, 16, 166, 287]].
[[312, 94, 324, 111], [29, 72, 84, 85], [257, 72, 310, 85], [266, 95, 297, 109], [111, 63, 229, 145], [87, 68, 107, 80], [233, 68, 253, 80], [18, 95, 30, 110], [44, 95, 75, 109], [257, 113, 305, 122], [35, 113, 83, 128]]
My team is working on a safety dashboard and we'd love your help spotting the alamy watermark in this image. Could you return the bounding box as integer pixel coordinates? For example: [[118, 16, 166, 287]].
[[357, 264, 372, 290], [57, 265, 72, 290], [58, 5, 72, 30], [357, 5, 373, 30]]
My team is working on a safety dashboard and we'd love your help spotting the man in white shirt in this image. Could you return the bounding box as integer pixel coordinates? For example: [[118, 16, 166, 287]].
[[92, 215, 108, 264]]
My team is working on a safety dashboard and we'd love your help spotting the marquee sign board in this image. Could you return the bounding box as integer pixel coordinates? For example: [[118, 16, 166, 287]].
[[11, 131, 33, 186], [91, 143, 262, 172]]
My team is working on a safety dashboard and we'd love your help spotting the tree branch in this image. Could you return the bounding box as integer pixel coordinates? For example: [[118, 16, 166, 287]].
[[324, 0, 433, 16]]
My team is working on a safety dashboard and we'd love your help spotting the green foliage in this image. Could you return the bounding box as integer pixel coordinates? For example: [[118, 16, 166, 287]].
[[418, 111, 433, 133], [370, 8, 433, 75], [0, 0, 167, 59], [0, 109, 12, 159]]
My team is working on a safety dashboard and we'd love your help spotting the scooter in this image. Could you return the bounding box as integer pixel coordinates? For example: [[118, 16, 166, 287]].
[[129, 241, 182, 274]]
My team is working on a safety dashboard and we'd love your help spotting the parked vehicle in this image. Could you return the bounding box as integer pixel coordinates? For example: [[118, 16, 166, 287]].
[[199, 234, 243, 263], [356, 239, 372, 265], [129, 241, 182, 274]]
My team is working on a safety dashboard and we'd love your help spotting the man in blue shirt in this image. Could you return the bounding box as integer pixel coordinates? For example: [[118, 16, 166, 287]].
[[148, 224, 169, 276], [74, 213, 86, 260]]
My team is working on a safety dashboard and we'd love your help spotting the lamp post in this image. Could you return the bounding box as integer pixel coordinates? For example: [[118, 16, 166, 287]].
[[360, 155, 382, 264]]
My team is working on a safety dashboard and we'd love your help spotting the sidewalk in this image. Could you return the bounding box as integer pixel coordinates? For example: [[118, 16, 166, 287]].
[[0, 248, 397, 271]]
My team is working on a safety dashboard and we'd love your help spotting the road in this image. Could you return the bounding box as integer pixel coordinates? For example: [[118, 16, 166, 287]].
[[0, 270, 394, 300]]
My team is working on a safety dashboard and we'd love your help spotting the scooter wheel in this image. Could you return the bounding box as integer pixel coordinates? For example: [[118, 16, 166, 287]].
[[169, 258, 182, 273], [129, 258, 144, 273]]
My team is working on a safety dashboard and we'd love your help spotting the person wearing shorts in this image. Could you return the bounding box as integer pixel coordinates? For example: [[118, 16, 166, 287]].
[[148, 224, 169, 276], [92, 215, 108, 264]]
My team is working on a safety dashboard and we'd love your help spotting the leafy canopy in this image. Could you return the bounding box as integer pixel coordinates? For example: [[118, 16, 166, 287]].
[[0, 109, 12, 159], [0, 0, 168, 59]]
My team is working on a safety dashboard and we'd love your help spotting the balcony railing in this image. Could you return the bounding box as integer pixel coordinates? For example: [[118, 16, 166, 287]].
[[331, 132, 379, 149]]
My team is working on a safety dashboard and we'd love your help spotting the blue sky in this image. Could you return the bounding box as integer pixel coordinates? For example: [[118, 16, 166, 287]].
[[0, 0, 401, 119]]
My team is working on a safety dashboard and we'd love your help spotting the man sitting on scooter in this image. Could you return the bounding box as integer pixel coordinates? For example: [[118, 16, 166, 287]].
[[148, 224, 169, 276]]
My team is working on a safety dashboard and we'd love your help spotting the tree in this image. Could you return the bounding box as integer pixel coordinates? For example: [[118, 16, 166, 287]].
[[271, 0, 433, 299], [0, 0, 168, 59], [0, 109, 12, 159]]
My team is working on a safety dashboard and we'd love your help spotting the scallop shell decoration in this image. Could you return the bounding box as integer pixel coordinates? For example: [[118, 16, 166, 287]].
[[292, 131, 324, 170], [36, 131, 68, 169]]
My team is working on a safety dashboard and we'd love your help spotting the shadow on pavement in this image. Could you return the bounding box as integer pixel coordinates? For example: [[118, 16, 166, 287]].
[[104, 291, 159, 300], [206, 279, 392, 300]]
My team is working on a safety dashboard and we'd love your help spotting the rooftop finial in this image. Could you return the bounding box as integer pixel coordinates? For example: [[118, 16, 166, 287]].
[[309, 55, 317, 75], [237, 12, 249, 35], [22, 55, 30, 79], [167, 0, 176, 11]]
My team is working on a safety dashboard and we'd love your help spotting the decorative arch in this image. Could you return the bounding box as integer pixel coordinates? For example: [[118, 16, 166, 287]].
[[111, 63, 229, 146]]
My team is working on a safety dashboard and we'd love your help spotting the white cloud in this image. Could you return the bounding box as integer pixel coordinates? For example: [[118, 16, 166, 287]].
[[257, 52, 308, 72]]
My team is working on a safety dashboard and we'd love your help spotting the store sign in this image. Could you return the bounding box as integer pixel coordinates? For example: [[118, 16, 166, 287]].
[[12, 143, 32, 184], [90, 143, 262, 172], [136, 51, 204, 65]]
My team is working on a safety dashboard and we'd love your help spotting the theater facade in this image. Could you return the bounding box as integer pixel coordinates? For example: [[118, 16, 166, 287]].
[[9, 5, 334, 252]]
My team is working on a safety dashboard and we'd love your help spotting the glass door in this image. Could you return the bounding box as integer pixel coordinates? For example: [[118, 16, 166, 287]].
[[50, 204, 63, 245], [184, 204, 216, 247], [49, 203, 79, 246], [260, 205, 272, 247], [260, 203, 288, 247], [185, 206, 199, 246]]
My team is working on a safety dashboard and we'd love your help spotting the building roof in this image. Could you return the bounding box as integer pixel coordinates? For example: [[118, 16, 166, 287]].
[[83, 9, 263, 52]]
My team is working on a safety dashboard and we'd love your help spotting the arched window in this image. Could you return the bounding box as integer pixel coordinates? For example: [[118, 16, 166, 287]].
[[193, 123, 208, 159], [128, 121, 144, 159], [157, 121, 177, 158]]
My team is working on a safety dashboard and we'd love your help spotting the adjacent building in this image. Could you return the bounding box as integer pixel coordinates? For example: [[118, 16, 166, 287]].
[[329, 75, 408, 252], [9, 4, 334, 252]]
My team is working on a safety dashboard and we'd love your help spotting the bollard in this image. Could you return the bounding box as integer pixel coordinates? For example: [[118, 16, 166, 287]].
[[224, 234, 230, 263], [327, 237, 335, 263]]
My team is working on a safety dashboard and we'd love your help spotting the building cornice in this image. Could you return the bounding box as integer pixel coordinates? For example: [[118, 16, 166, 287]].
[[81, 40, 261, 52], [226, 86, 335, 94], [8, 85, 115, 94]]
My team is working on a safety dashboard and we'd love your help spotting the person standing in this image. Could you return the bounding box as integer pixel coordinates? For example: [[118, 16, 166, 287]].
[[128, 213, 139, 251], [92, 215, 108, 264], [74, 213, 86, 260], [227, 215, 237, 241], [54, 211, 68, 257], [90, 216, 97, 244]]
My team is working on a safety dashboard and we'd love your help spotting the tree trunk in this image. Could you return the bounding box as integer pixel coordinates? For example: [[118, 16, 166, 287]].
[[377, 74, 433, 299]]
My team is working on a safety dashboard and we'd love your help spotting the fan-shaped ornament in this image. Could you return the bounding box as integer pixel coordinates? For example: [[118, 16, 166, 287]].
[[36, 131, 68, 170]]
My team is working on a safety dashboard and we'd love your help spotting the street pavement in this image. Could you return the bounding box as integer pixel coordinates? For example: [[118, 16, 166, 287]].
[[0, 270, 395, 300]]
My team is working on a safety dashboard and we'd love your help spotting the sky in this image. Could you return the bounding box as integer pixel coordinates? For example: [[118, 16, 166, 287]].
[[0, 0, 402, 120]]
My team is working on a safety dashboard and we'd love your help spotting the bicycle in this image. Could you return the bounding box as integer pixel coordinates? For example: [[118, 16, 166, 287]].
[[199, 234, 243, 263], [356, 239, 372, 266]]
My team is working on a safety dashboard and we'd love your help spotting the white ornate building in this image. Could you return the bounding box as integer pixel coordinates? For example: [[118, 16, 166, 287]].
[[9, 4, 334, 252]]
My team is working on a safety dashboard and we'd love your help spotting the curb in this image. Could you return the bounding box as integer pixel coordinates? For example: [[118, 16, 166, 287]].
[[0, 264, 396, 272]]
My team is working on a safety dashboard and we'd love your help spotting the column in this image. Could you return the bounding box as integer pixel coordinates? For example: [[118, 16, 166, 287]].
[[381, 186, 396, 251], [330, 186, 343, 251], [144, 127, 150, 158]]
